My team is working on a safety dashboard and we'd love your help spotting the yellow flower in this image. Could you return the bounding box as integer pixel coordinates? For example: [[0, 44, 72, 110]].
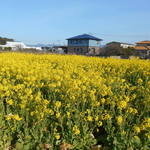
[[86, 109, 91, 114], [5, 114, 22, 121], [127, 107, 134, 113], [30, 112, 34, 116], [0, 52, 149, 147], [118, 101, 127, 109], [87, 116, 93, 122], [116, 116, 123, 125], [55, 101, 61, 109], [6, 99, 13, 105], [132, 108, 138, 114], [94, 101, 100, 107], [75, 129, 80, 135], [137, 78, 143, 84], [100, 98, 106, 104], [95, 116, 99, 121], [133, 136, 140, 141], [67, 112, 71, 118], [13, 114, 22, 121], [73, 125, 80, 135], [43, 99, 50, 105], [55, 134, 60, 140], [133, 126, 141, 133], [5, 114, 13, 120], [121, 130, 126, 135], [97, 121, 103, 127], [19, 103, 26, 109], [102, 114, 111, 120], [46, 109, 54, 115], [40, 113, 44, 119], [56, 112, 61, 118], [145, 133, 150, 139]]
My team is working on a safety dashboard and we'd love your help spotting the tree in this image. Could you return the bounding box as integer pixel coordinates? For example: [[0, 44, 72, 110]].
[[121, 47, 136, 56], [102, 42, 123, 56], [4, 47, 12, 51], [101, 42, 136, 56], [0, 37, 14, 45]]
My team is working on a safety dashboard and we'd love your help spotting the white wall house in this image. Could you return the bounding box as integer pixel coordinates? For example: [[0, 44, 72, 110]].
[[0, 41, 42, 51], [120, 43, 135, 49]]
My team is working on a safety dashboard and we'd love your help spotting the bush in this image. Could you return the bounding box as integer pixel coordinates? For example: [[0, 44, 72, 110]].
[[4, 47, 12, 51]]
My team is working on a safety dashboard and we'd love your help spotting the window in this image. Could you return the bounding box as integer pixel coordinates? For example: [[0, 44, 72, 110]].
[[77, 48, 80, 52], [92, 48, 96, 53], [69, 40, 73, 44], [73, 40, 81, 44], [73, 40, 77, 44], [96, 41, 100, 45], [78, 40, 81, 44]]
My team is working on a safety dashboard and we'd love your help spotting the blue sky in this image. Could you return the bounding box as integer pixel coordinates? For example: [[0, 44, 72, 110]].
[[0, 0, 150, 45]]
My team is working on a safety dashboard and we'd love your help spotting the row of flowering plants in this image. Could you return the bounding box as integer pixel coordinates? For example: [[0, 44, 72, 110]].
[[0, 53, 149, 150]]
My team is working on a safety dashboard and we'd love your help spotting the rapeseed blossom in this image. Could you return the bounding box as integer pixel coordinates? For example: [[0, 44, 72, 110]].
[[73, 125, 80, 135], [55, 101, 61, 109], [0, 53, 149, 149], [133, 126, 141, 133], [116, 116, 123, 125], [5, 114, 22, 121], [6, 99, 13, 105]]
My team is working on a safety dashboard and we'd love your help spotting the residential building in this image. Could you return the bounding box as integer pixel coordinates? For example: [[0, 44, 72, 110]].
[[136, 41, 150, 46], [67, 34, 102, 55], [0, 41, 42, 51], [0, 41, 26, 50], [134, 41, 150, 58], [120, 43, 135, 48], [52, 46, 68, 54]]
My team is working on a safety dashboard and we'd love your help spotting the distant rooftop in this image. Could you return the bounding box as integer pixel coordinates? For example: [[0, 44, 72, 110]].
[[67, 34, 102, 41], [135, 46, 150, 50], [136, 41, 150, 44], [120, 42, 135, 45]]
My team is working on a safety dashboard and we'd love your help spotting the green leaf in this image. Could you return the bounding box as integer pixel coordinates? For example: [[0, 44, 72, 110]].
[[15, 142, 24, 150]]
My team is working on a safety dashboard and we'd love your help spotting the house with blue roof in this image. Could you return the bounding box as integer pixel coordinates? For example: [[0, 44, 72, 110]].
[[66, 34, 103, 55]]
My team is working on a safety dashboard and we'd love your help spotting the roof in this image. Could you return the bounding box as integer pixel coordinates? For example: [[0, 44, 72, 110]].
[[67, 34, 102, 41], [136, 41, 150, 44], [53, 46, 67, 48], [134, 46, 150, 50], [120, 42, 134, 45], [0, 44, 16, 48]]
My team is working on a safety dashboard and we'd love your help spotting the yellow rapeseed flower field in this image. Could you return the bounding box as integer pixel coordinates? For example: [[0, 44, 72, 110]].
[[0, 52, 149, 149]]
